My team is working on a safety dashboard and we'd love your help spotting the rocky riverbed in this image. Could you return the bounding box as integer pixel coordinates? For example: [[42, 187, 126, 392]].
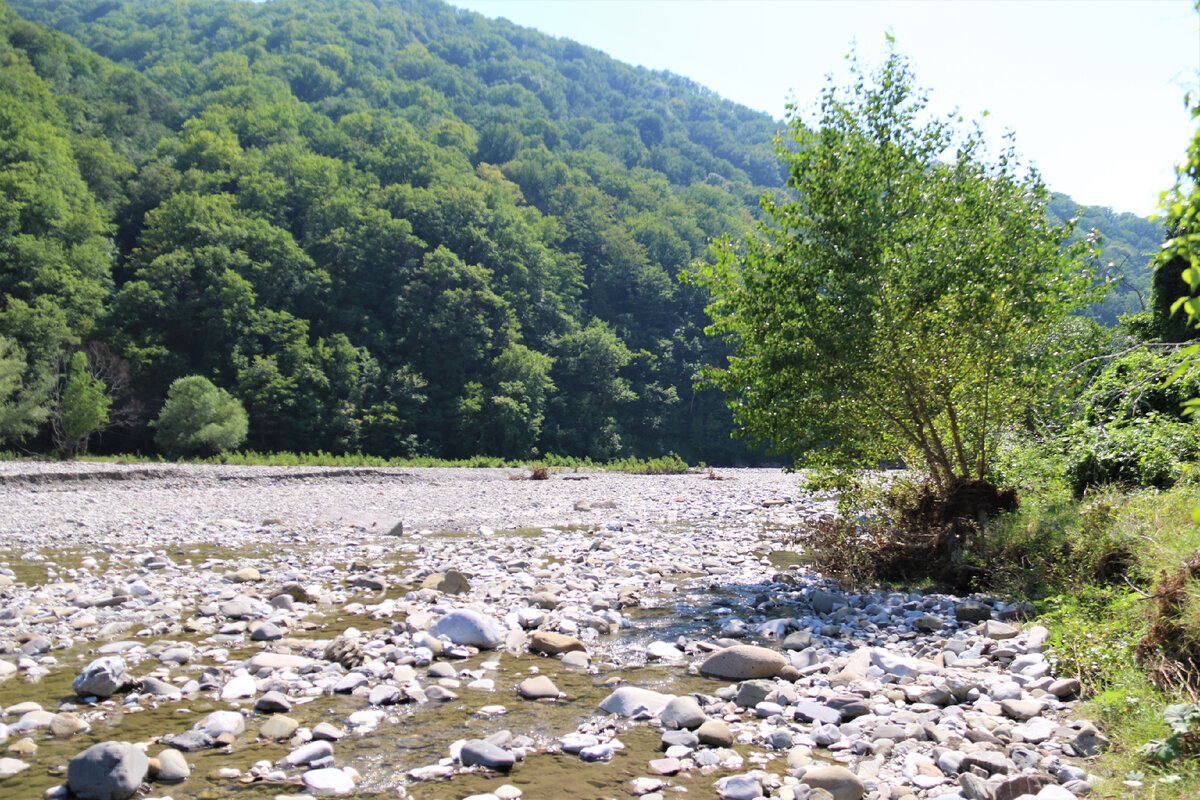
[[0, 463, 1104, 800]]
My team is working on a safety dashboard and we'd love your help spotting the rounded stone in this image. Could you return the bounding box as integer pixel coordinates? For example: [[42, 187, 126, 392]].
[[799, 766, 866, 800], [67, 741, 149, 800], [699, 645, 786, 680], [156, 748, 190, 782], [660, 696, 706, 730], [530, 631, 586, 656], [696, 719, 734, 747], [431, 609, 505, 650], [517, 675, 562, 700]]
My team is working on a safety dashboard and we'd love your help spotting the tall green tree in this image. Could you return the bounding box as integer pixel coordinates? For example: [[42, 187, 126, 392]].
[[690, 47, 1100, 491]]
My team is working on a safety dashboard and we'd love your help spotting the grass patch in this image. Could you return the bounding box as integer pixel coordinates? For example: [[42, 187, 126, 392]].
[[976, 482, 1200, 798]]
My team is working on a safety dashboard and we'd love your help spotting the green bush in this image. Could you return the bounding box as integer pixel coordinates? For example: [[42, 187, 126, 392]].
[[153, 376, 248, 458], [1063, 414, 1200, 497]]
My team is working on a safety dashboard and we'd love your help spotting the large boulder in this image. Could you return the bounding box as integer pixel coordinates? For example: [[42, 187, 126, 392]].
[[699, 645, 786, 680], [431, 609, 505, 650], [73, 656, 128, 698], [67, 742, 149, 800]]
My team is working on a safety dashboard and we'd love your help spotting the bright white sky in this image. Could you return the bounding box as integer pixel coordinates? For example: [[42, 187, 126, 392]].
[[448, 0, 1198, 217]]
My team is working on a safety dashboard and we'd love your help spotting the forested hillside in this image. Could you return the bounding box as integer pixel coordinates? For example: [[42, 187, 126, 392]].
[[0, 0, 1162, 462], [1047, 193, 1164, 324], [0, 0, 791, 461]]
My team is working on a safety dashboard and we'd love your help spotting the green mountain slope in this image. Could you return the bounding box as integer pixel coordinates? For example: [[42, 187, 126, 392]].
[[1047, 192, 1164, 325], [2, 0, 796, 461]]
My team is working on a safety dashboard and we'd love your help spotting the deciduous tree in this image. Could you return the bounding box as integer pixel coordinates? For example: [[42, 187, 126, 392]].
[[690, 47, 1100, 491]]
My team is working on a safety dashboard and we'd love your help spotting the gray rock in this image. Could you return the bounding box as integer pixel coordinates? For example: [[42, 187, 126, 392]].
[[1073, 728, 1109, 756], [73, 657, 128, 698], [431, 609, 505, 650], [285, 740, 334, 767], [661, 729, 700, 749], [598, 686, 674, 718], [913, 614, 944, 632], [302, 767, 356, 796], [999, 698, 1041, 720], [660, 696, 706, 730], [196, 710, 245, 738], [459, 739, 515, 771], [983, 620, 1019, 640], [140, 676, 181, 698], [735, 680, 775, 709], [782, 630, 812, 650], [792, 701, 841, 726], [958, 772, 994, 800], [810, 589, 846, 615], [162, 730, 214, 751], [368, 684, 402, 705], [219, 597, 257, 619], [250, 622, 285, 641], [768, 729, 794, 749], [155, 749, 190, 782], [560, 733, 600, 754], [960, 750, 1012, 776], [717, 773, 763, 799], [954, 600, 992, 623], [255, 691, 292, 713], [68, 742, 149, 800], [994, 774, 1053, 800]]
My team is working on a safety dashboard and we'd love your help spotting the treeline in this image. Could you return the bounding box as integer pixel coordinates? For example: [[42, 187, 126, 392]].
[[0, 0, 788, 462]]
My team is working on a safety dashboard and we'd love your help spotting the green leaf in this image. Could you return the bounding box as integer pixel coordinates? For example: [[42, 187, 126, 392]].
[[1163, 702, 1200, 734]]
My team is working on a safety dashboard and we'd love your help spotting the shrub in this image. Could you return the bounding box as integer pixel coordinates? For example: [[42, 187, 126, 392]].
[[1063, 414, 1200, 497], [153, 376, 248, 458]]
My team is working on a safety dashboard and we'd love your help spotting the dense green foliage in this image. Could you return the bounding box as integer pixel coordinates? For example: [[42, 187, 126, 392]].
[[692, 49, 1099, 489], [153, 374, 247, 457], [0, 0, 789, 461]]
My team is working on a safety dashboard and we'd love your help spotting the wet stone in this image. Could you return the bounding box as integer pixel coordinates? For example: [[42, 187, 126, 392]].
[[460, 739, 515, 772]]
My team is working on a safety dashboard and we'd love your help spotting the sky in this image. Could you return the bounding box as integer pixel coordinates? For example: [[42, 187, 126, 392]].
[[447, 0, 1198, 217]]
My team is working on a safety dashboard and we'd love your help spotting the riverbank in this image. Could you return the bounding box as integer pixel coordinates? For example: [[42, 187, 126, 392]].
[[0, 464, 1102, 800]]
